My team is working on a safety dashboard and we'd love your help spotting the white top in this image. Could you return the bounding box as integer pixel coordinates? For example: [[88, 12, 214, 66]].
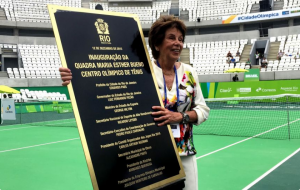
[[152, 61, 210, 156], [152, 62, 209, 126]]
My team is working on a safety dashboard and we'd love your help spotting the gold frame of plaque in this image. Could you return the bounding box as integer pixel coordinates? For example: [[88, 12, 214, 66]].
[[48, 5, 185, 190]]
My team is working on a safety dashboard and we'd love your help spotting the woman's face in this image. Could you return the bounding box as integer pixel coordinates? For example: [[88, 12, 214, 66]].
[[157, 27, 183, 61]]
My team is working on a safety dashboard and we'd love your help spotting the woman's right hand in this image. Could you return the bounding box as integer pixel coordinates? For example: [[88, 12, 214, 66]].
[[59, 67, 72, 86]]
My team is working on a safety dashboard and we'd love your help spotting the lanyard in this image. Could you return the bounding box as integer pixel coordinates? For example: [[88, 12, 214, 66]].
[[156, 60, 179, 108]]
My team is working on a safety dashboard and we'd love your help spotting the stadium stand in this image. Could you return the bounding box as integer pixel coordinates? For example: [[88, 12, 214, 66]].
[[0, 43, 17, 53], [18, 44, 61, 78], [89, 2, 108, 10], [187, 39, 247, 75], [1, 89, 67, 102], [109, 6, 154, 24], [0, 0, 14, 21], [0, 0, 300, 23], [144, 34, 300, 75], [1, 0, 299, 23], [0, 0, 81, 22], [179, 0, 255, 21], [282, 0, 300, 9], [89, 1, 171, 23], [19, 89, 67, 101], [152, 1, 171, 19], [258, 34, 300, 72], [3, 33, 299, 79], [284, 34, 300, 55], [278, 35, 300, 69], [0, 0, 299, 84]]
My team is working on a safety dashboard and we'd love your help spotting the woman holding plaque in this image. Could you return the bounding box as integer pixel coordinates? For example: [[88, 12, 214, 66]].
[[60, 15, 209, 190], [149, 16, 209, 190]]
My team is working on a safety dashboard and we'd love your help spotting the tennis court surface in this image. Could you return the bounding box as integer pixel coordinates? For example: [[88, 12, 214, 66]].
[[1, 94, 300, 190]]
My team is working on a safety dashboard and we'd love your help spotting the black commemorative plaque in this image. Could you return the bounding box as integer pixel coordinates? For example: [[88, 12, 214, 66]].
[[48, 5, 184, 190]]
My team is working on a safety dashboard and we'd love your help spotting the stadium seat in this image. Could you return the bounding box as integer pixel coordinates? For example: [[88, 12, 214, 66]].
[[251, 39, 257, 44], [270, 37, 276, 42], [1, 0, 81, 22]]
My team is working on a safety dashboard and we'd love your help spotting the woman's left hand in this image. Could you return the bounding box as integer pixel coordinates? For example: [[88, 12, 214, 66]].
[[152, 106, 182, 127]]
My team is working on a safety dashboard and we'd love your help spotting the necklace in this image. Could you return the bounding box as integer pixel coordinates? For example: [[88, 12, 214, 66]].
[[163, 72, 173, 90], [156, 60, 179, 106]]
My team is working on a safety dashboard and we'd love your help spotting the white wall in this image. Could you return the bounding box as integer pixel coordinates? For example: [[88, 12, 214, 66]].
[[269, 25, 300, 37], [18, 37, 56, 45], [184, 30, 259, 43], [141, 30, 259, 45]]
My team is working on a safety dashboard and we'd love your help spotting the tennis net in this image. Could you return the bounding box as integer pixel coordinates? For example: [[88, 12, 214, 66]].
[[194, 94, 300, 140], [2, 94, 300, 140], [1, 100, 76, 128]]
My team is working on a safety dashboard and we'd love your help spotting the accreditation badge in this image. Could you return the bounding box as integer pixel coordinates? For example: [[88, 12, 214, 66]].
[[170, 124, 180, 138]]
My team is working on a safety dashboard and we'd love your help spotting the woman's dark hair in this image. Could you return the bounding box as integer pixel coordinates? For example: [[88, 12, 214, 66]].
[[148, 15, 186, 59]]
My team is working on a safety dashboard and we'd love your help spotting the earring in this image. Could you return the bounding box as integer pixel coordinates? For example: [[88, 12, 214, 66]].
[[155, 47, 159, 51]]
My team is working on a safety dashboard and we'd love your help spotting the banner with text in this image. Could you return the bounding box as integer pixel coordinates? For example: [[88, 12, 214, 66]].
[[222, 8, 300, 24], [244, 69, 260, 82], [2, 99, 16, 120], [201, 80, 300, 98]]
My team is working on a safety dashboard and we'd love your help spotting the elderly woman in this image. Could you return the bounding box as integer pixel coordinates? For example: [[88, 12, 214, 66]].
[[149, 16, 209, 189], [60, 15, 209, 190]]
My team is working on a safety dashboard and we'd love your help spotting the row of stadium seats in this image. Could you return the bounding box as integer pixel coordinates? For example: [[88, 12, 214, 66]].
[[188, 34, 300, 75], [1, 0, 300, 23], [89, 1, 171, 24], [109, 7, 155, 24], [18, 44, 62, 77], [2, 89, 68, 102], [283, 35, 300, 55], [20, 89, 67, 101], [0, 43, 17, 49], [188, 40, 248, 67], [180, 0, 254, 21], [0, 0, 81, 22], [2, 34, 299, 78], [195, 62, 251, 75], [196, 63, 300, 75], [7, 68, 60, 79], [282, 0, 300, 9], [0, 43, 17, 52], [261, 65, 300, 72], [270, 35, 300, 68], [143, 35, 300, 75], [271, 34, 300, 54]]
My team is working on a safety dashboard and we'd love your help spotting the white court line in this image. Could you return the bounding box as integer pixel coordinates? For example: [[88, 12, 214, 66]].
[[0, 138, 80, 154], [0, 118, 75, 128], [242, 147, 300, 190], [196, 118, 300, 160], [209, 116, 287, 120], [0, 120, 76, 132], [0, 125, 41, 131]]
